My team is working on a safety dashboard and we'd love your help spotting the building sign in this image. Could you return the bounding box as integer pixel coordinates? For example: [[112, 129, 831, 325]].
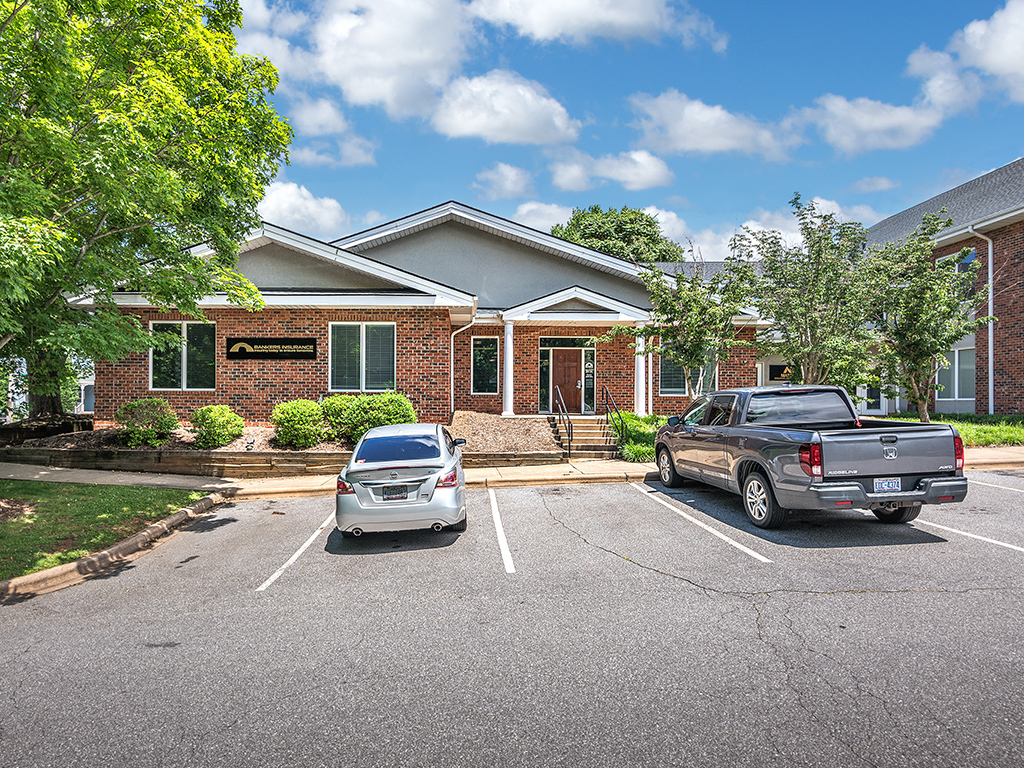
[[226, 338, 317, 360], [768, 364, 794, 382]]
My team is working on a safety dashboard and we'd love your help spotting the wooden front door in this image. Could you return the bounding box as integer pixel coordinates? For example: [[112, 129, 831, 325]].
[[552, 348, 582, 413]]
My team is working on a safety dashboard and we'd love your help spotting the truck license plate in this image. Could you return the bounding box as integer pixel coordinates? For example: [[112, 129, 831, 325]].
[[383, 485, 407, 501], [873, 477, 901, 493]]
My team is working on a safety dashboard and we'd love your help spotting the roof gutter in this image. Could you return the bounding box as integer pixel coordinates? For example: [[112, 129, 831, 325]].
[[968, 225, 995, 415]]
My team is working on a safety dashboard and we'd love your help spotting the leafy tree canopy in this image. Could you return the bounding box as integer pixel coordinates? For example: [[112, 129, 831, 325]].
[[865, 212, 990, 422], [551, 205, 684, 265], [0, 0, 292, 415], [730, 194, 877, 394]]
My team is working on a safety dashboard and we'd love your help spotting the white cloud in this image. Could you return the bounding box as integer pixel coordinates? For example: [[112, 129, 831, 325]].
[[258, 182, 351, 237], [433, 70, 581, 144], [550, 149, 673, 191], [952, 0, 1024, 101], [849, 176, 899, 193], [631, 90, 798, 161], [290, 97, 351, 136], [906, 46, 982, 114], [473, 163, 534, 199], [513, 201, 574, 232], [236, 0, 314, 84], [312, 0, 474, 119], [467, 0, 726, 49], [286, 96, 377, 166], [802, 94, 943, 155], [290, 135, 378, 168]]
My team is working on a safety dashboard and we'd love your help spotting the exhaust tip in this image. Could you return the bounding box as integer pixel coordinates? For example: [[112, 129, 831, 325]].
[[351, 528, 363, 537], [431, 522, 444, 532]]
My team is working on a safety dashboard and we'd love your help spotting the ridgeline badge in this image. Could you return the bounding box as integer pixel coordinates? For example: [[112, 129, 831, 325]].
[[226, 338, 317, 360]]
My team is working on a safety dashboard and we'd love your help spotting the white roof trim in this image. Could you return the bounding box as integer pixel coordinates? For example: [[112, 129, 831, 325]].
[[112, 293, 470, 309], [932, 206, 1024, 247], [502, 285, 651, 323], [172, 223, 477, 309], [333, 201, 646, 283]]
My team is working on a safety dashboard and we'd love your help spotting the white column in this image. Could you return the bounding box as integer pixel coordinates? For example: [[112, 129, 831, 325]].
[[502, 320, 515, 416], [633, 331, 647, 416]]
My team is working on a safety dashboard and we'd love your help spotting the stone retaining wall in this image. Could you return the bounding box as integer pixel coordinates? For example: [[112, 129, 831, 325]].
[[0, 446, 566, 478]]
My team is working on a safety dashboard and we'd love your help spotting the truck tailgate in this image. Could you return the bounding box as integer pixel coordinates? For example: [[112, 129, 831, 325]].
[[819, 426, 957, 478]]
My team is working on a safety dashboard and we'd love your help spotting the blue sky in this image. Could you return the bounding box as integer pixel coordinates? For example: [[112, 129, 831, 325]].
[[241, 0, 1024, 258]]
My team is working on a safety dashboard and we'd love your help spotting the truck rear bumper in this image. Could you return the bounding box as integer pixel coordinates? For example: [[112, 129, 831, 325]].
[[777, 476, 969, 511]]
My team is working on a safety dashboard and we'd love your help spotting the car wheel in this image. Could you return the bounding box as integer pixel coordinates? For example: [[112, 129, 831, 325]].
[[742, 471, 787, 529], [657, 448, 684, 488], [872, 504, 921, 524], [449, 514, 467, 532]]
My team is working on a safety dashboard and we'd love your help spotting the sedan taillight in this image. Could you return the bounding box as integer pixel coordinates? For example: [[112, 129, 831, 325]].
[[337, 479, 355, 495], [799, 443, 823, 477], [436, 469, 458, 488]]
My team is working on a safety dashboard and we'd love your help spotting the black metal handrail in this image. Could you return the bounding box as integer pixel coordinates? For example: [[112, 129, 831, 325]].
[[553, 385, 573, 460], [601, 385, 627, 444]]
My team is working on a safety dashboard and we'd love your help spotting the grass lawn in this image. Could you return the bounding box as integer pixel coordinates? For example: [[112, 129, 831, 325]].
[[883, 413, 1024, 447], [0, 481, 203, 582]]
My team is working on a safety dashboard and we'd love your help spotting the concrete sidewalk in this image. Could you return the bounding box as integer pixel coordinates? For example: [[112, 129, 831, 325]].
[[0, 444, 1021, 500]]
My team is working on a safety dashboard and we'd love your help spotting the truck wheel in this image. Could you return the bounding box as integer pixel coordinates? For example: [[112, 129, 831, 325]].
[[657, 448, 684, 488], [872, 504, 921, 524], [743, 472, 787, 529]]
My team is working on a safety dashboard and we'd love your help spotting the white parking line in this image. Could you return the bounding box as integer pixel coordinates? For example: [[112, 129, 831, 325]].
[[631, 483, 773, 563], [489, 489, 516, 574], [915, 519, 1024, 554], [256, 511, 336, 592], [968, 479, 1024, 494]]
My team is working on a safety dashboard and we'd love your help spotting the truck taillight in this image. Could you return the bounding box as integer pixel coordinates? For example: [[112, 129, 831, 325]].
[[954, 435, 964, 470], [799, 443, 823, 477], [337, 479, 355, 495], [436, 469, 458, 488]]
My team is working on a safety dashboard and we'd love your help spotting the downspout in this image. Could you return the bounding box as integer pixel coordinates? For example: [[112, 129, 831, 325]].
[[450, 319, 481, 417], [968, 226, 995, 415]]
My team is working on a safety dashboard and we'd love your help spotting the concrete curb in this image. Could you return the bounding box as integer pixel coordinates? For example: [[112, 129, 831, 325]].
[[0, 491, 232, 602]]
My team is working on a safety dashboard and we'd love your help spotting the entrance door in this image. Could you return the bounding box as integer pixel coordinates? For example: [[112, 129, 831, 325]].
[[552, 348, 582, 413]]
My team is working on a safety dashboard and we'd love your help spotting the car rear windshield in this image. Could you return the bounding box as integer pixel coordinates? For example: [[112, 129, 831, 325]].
[[355, 435, 442, 463], [746, 391, 855, 424]]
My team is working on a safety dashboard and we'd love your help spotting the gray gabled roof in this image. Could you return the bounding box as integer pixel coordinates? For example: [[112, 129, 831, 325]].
[[867, 157, 1024, 247]]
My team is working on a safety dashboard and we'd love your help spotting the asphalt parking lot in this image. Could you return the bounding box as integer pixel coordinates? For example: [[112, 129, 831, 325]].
[[2, 472, 1024, 767]]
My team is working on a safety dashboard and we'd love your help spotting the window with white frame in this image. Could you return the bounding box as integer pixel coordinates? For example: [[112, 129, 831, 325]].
[[471, 337, 499, 394], [936, 348, 975, 400], [330, 323, 396, 391], [151, 322, 216, 390]]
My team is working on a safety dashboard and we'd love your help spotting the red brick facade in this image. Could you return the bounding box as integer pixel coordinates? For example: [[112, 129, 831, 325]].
[[933, 219, 1024, 415]]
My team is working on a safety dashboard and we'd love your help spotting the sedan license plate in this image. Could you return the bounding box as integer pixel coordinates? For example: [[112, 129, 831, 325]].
[[873, 477, 901, 493], [382, 485, 408, 501]]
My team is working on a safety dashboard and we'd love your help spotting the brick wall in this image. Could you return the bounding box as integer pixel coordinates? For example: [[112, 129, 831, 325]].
[[94, 307, 452, 426], [934, 220, 1024, 414]]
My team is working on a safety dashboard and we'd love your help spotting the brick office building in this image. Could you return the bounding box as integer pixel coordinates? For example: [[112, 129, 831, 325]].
[[867, 157, 1024, 415], [94, 201, 760, 426]]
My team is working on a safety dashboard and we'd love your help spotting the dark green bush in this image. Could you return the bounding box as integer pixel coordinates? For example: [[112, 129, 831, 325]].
[[115, 398, 181, 447], [190, 405, 245, 448], [321, 394, 356, 439], [342, 391, 417, 442], [271, 399, 326, 449]]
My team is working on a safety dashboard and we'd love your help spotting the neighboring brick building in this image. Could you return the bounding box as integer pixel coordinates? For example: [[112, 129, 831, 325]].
[[96, 202, 760, 426], [867, 157, 1024, 415]]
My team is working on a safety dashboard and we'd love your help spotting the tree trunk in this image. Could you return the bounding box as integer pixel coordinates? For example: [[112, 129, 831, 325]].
[[915, 398, 931, 423], [25, 346, 68, 419]]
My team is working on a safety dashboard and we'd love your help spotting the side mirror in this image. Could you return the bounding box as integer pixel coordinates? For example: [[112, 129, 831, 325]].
[[667, 416, 679, 427], [454, 438, 467, 447]]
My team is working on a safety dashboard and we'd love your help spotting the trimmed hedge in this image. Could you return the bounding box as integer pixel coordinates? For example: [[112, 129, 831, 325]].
[[341, 392, 418, 442], [115, 398, 181, 447], [271, 399, 326, 449], [321, 394, 356, 440], [190, 405, 245, 448]]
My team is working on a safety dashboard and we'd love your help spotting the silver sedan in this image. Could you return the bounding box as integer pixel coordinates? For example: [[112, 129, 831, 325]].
[[335, 423, 467, 538]]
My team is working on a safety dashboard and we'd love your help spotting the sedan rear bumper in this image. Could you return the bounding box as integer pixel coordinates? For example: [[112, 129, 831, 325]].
[[335, 487, 466, 533]]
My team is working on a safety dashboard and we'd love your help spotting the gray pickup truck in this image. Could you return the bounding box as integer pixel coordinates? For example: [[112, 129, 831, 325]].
[[655, 385, 968, 529]]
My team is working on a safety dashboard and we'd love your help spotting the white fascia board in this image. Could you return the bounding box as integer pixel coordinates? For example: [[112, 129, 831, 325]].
[[335, 202, 646, 283], [192, 223, 477, 309], [112, 293, 468, 309], [511, 312, 647, 325], [503, 285, 649, 321], [931, 206, 1024, 247]]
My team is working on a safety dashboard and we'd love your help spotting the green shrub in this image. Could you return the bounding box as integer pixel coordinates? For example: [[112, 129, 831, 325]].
[[612, 412, 667, 462], [190, 405, 245, 448], [342, 391, 417, 442], [321, 394, 356, 439], [270, 399, 326, 449], [621, 441, 656, 463], [115, 398, 181, 447]]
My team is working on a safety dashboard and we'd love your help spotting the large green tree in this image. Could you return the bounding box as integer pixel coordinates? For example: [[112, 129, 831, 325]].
[[0, 0, 291, 416], [551, 205, 684, 264], [866, 213, 990, 422], [730, 195, 879, 394]]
